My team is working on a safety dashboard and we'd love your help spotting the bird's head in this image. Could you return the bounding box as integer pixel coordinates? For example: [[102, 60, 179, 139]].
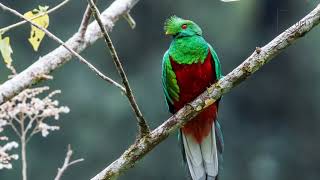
[[164, 16, 202, 38]]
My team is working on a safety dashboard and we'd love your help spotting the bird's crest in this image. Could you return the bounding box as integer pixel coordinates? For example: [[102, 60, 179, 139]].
[[164, 16, 191, 34], [164, 16, 181, 32], [164, 16, 202, 36]]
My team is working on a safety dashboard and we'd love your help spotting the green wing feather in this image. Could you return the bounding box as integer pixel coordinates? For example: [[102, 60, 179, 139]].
[[162, 50, 180, 111], [208, 43, 222, 79]]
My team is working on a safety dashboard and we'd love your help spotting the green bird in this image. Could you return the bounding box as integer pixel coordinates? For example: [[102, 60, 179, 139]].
[[161, 16, 224, 180]]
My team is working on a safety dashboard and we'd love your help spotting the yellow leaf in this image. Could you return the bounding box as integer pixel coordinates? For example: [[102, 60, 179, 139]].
[[0, 34, 13, 66], [24, 6, 49, 51]]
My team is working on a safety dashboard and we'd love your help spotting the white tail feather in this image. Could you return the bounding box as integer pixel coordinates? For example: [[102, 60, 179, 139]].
[[201, 124, 218, 177], [182, 123, 218, 180], [182, 132, 205, 179]]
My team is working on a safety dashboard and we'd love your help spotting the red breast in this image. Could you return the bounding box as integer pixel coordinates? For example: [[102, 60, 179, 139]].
[[170, 51, 218, 143]]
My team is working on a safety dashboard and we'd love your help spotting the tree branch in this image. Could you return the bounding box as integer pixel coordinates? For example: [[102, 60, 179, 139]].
[[78, 0, 98, 37], [0, 0, 140, 104], [91, 3, 320, 180], [54, 145, 84, 180], [87, 0, 150, 137], [123, 12, 136, 29]]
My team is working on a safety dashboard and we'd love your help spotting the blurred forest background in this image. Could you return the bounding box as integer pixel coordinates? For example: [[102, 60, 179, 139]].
[[1, 0, 320, 180]]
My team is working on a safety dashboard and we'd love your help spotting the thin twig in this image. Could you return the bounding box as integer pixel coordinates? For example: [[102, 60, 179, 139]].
[[26, 129, 40, 144], [0, 0, 70, 34], [123, 12, 136, 29], [24, 115, 36, 135], [78, 5, 92, 38], [87, 0, 150, 137], [25, 116, 43, 143], [0, 2, 126, 93], [54, 145, 84, 180], [79, 0, 98, 37], [8, 121, 21, 136]]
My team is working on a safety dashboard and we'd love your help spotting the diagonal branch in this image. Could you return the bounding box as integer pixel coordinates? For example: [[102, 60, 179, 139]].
[[91, 3, 320, 180], [0, 0, 139, 105], [88, 0, 150, 137]]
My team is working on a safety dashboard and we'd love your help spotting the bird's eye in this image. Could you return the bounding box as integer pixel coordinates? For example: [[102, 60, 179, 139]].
[[181, 24, 187, 29]]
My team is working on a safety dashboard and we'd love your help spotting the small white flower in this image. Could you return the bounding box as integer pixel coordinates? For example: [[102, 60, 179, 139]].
[[38, 122, 60, 137], [0, 140, 19, 170], [2, 141, 18, 151]]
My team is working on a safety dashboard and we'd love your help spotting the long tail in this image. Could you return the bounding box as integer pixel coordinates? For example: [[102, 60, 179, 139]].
[[181, 122, 222, 180]]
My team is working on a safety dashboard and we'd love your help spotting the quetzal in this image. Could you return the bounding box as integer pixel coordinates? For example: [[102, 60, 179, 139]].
[[161, 16, 224, 180]]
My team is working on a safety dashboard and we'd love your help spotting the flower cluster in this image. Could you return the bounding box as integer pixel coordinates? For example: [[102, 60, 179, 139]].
[[0, 86, 70, 170], [0, 86, 69, 138]]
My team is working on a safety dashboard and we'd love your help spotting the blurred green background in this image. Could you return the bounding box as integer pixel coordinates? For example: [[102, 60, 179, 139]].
[[1, 0, 320, 179]]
